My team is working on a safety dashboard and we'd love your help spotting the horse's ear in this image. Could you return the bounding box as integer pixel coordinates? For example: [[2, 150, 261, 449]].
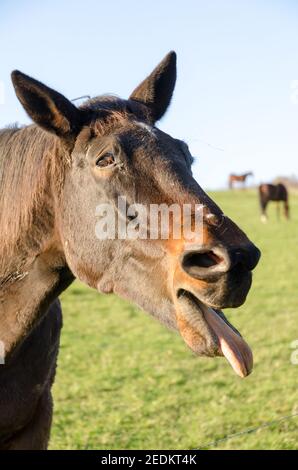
[[129, 51, 177, 123], [11, 70, 85, 140]]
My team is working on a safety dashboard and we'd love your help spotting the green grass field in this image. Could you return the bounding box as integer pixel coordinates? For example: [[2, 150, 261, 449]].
[[50, 190, 298, 450]]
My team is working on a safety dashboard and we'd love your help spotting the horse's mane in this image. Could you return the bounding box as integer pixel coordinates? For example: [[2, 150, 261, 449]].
[[0, 124, 64, 276]]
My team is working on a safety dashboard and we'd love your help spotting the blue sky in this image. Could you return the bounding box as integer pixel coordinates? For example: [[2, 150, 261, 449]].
[[1, 0, 298, 189]]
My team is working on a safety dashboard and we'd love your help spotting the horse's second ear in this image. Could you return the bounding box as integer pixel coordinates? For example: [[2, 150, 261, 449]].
[[11, 70, 85, 140], [129, 51, 177, 123]]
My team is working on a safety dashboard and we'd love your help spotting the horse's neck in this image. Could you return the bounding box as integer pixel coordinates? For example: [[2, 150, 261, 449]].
[[0, 244, 74, 363], [0, 126, 74, 362]]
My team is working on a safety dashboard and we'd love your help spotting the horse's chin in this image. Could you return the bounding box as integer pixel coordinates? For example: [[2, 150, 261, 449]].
[[175, 291, 253, 378]]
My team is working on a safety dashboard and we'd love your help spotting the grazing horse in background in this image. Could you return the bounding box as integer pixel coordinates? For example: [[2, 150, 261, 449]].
[[0, 52, 260, 449], [259, 183, 289, 222], [229, 172, 253, 189]]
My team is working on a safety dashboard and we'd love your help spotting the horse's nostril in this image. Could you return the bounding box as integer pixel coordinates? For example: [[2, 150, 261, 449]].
[[181, 243, 260, 281], [182, 250, 224, 278]]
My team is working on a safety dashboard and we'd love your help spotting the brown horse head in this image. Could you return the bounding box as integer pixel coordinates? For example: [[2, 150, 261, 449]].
[[11, 52, 260, 377]]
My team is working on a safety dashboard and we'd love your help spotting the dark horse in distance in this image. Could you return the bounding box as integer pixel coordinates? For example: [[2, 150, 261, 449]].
[[259, 183, 289, 222], [229, 172, 253, 189], [0, 52, 260, 449]]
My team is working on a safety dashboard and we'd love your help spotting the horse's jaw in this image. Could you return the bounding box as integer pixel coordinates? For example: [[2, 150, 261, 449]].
[[175, 291, 253, 378]]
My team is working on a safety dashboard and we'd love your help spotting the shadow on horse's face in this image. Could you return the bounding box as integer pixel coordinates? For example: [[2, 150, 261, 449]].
[[12, 52, 260, 377]]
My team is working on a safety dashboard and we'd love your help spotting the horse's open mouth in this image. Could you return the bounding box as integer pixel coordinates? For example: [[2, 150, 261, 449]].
[[175, 290, 253, 378]]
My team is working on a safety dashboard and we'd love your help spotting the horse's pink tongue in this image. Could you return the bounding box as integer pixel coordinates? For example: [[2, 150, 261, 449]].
[[202, 306, 253, 378]]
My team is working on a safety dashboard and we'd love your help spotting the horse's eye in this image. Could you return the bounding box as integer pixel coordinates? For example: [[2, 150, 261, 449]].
[[95, 152, 115, 168]]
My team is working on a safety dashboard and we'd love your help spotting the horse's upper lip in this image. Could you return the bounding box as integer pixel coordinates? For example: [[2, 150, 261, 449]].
[[175, 290, 253, 378]]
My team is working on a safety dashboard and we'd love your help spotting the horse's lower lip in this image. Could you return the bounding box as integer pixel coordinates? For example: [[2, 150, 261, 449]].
[[175, 290, 253, 378]]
